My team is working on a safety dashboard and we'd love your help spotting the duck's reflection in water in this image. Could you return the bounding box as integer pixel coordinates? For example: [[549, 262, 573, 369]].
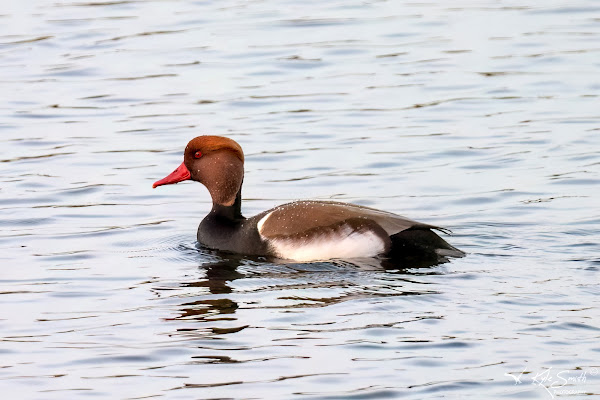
[[167, 248, 451, 327], [182, 257, 246, 295], [167, 257, 245, 331], [161, 248, 453, 374]]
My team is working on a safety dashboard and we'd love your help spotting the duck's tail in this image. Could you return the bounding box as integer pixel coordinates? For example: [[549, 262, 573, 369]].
[[388, 227, 465, 263]]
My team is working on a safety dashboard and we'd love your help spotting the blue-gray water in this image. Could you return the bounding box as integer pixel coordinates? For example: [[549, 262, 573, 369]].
[[1, 1, 599, 399]]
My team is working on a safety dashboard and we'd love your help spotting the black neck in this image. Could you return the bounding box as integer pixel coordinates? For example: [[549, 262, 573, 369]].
[[210, 189, 243, 220]]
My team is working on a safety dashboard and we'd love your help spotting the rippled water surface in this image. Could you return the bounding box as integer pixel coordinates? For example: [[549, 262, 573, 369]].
[[2, 1, 600, 398]]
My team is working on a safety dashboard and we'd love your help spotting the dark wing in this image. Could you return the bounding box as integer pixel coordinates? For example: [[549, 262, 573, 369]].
[[257, 200, 440, 239]]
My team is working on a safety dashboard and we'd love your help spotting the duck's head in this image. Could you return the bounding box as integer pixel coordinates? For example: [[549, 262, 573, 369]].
[[153, 136, 245, 206]]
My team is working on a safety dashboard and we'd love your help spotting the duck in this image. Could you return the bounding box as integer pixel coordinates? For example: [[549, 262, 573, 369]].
[[153, 136, 464, 263]]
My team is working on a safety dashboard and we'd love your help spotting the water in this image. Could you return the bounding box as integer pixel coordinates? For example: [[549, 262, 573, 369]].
[[1, 1, 599, 398]]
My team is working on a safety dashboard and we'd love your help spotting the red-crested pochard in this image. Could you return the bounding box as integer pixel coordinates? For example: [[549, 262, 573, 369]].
[[153, 136, 464, 263]]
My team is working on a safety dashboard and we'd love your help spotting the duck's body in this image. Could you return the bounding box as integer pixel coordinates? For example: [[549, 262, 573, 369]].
[[154, 136, 464, 263]]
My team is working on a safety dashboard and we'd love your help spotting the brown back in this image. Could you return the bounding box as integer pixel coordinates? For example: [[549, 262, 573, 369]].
[[259, 200, 436, 238]]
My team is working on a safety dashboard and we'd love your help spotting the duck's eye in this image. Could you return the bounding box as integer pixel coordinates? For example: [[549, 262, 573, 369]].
[[194, 151, 202, 159]]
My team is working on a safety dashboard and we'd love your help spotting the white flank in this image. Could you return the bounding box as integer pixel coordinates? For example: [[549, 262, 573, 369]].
[[256, 212, 272, 234], [268, 225, 386, 262]]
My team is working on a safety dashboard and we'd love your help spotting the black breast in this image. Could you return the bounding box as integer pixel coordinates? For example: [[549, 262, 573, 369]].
[[197, 212, 269, 256]]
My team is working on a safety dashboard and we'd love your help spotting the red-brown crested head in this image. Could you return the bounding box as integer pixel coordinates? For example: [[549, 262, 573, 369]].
[[153, 136, 245, 206], [183, 135, 244, 165]]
